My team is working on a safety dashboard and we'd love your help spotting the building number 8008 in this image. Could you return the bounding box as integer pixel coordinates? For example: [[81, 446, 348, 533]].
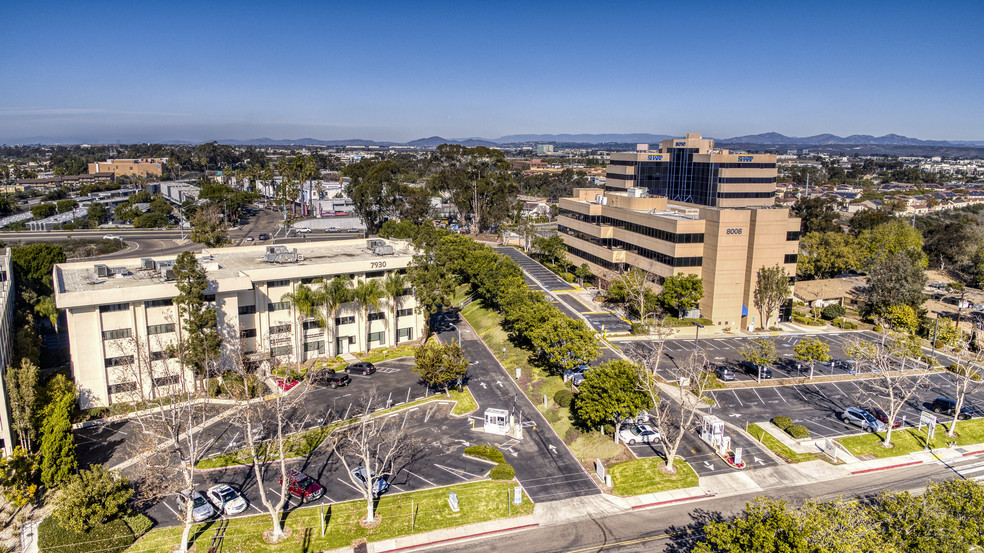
[[726, 228, 743, 235]]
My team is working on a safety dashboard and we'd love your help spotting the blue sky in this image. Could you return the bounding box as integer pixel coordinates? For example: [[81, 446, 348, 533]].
[[1, 1, 981, 143]]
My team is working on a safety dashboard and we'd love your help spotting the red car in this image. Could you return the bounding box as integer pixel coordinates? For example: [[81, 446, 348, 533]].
[[274, 378, 299, 392], [863, 407, 902, 429], [279, 469, 324, 502]]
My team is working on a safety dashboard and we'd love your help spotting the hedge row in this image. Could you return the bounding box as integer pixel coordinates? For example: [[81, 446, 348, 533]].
[[770, 416, 810, 439], [39, 513, 152, 553], [464, 444, 506, 464]]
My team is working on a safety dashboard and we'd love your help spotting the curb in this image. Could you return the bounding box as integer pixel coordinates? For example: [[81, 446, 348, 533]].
[[962, 449, 984, 457], [850, 460, 923, 475], [630, 493, 716, 510], [374, 523, 540, 553]]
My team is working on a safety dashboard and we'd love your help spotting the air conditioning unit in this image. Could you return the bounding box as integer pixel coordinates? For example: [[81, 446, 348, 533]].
[[94, 264, 109, 278], [160, 267, 175, 281], [140, 258, 156, 270], [366, 239, 385, 249], [372, 245, 394, 256]]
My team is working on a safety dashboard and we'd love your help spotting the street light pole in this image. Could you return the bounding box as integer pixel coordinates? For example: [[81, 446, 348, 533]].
[[693, 322, 704, 356], [932, 311, 941, 355]]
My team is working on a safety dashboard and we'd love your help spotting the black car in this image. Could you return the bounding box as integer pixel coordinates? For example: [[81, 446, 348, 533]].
[[312, 370, 351, 389], [741, 360, 772, 379], [932, 397, 973, 420], [345, 362, 376, 375], [258, 233, 270, 240]]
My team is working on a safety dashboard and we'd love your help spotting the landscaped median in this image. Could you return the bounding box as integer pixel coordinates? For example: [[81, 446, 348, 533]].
[[746, 423, 821, 463], [837, 418, 984, 459], [126, 481, 533, 553], [607, 458, 699, 497], [196, 386, 479, 470]]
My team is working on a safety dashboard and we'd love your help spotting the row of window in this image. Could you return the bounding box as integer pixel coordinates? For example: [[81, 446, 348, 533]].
[[714, 163, 777, 169], [717, 177, 777, 184], [108, 374, 180, 396], [147, 323, 175, 335], [559, 226, 703, 268], [716, 191, 777, 199], [564, 245, 625, 272], [102, 328, 131, 341], [559, 209, 705, 244]]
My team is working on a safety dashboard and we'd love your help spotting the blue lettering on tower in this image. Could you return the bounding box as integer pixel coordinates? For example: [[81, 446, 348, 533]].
[[647, 155, 663, 161], [675, 141, 685, 146], [738, 156, 754, 162]]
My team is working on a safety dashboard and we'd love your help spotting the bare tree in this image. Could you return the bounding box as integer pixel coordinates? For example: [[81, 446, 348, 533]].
[[629, 313, 675, 377], [939, 349, 983, 438], [618, 267, 657, 320], [637, 350, 713, 473], [846, 335, 929, 449], [330, 391, 415, 524], [225, 338, 318, 543]]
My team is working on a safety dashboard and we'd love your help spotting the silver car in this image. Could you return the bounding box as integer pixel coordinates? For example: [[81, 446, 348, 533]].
[[206, 484, 248, 516], [841, 407, 886, 433], [175, 490, 215, 522]]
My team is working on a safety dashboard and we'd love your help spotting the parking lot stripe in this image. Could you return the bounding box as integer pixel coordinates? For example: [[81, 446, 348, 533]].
[[810, 384, 829, 399], [751, 388, 766, 405], [731, 390, 744, 407], [404, 469, 437, 486], [773, 388, 789, 403], [161, 500, 179, 518], [434, 464, 479, 480]]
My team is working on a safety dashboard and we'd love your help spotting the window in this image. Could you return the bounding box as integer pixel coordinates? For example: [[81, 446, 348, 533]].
[[303, 320, 323, 330], [102, 328, 131, 340], [153, 374, 180, 387], [239, 305, 256, 315], [400, 288, 413, 297], [203, 294, 215, 303], [108, 381, 137, 394], [150, 350, 175, 361], [335, 315, 355, 326], [368, 312, 385, 322], [365, 271, 384, 279], [367, 331, 384, 344], [397, 327, 413, 340], [145, 299, 173, 308], [786, 231, 801, 241], [303, 340, 325, 353], [147, 323, 175, 335], [269, 324, 291, 334], [270, 345, 292, 357], [104, 355, 134, 368], [300, 277, 318, 284], [240, 328, 257, 339], [397, 308, 413, 318], [784, 253, 799, 264], [267, 280, 290, 288], [268, 301, 290, 311], [99, 303, 129, 313]]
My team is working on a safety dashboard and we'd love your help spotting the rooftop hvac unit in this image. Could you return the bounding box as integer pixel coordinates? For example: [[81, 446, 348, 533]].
[[94, 264, 109, 278], [265, 246, 299, 264], [140, 258, 156, 270], [160, 267, 175, 281], [372, 245, 394, 256], [366, 239, 385, 249], [111, 267, 130, 276], [594, 194, 603, 204]]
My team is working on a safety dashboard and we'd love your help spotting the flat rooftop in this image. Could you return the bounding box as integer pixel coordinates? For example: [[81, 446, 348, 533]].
[[54, 238, 414, 308]]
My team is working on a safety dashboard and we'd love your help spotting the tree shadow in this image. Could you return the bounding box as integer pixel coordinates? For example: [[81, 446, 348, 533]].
[[662, 508, 726, 553]]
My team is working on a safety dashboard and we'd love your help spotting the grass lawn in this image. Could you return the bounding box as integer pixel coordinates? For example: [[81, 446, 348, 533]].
[[747, 423, 821, 463], [449, 387, 478, 416], [837, 418, 984, 459], [460, 301, 534, 376], [608, 458, 699, 497], [128, 481, 533, 553], [569, 431, 624, 462]]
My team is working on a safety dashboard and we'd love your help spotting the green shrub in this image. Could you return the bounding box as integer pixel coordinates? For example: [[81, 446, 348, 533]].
[[664, 317, 714, 327], [124, 514, 153, 537], [821, 304, 846, 320], [205, 378, 221, 397], [554, 389, 573, 408], [769, 326, 782, 331], [831, 317, 858, 329], [544, 408, 561, 423], [564, 427, 582, 444], [489, 463, 515, 481], [464, 445, 505, 464], [630, 322, 648, 335], [771, 416, 793, 430], [786, 424, 810, 439], [873, 325, 883, 332], [38, 517, 135, 553]]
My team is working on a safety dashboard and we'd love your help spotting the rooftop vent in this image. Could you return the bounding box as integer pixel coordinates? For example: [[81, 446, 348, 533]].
[[140, 258, 156, 270], [264, 245, 298, 264], [160, 267, 175, 281], [94, 264, 109, 278], [366, 239, 385, 249], [372, 245, 394, 256]]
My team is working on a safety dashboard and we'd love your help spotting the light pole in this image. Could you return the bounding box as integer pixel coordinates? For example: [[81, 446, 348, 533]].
[[932, 310, 941, 355], [693, 321, 704, 356]]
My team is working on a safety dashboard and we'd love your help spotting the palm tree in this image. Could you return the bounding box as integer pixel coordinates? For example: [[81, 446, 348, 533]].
[[317, 275, 353, 356], [382, 272, 408, 347], [280, 284, 319, 372], [352, 279, 384, 353]]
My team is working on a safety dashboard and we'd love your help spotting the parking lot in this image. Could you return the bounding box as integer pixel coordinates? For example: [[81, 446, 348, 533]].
[[626, 424, 780, 476], [496, 247, 577, 292]]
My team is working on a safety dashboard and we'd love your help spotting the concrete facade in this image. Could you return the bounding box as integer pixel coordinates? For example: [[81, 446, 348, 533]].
[[54, 239, 424, 408], [0, 249, 15, 455], [558, 187, 799, 328], [89, 158, 166, 177]]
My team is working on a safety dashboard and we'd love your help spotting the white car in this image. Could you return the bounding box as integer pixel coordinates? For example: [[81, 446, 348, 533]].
[[619, 424, 659, 445], [244, 236, 254, 242], [175, 490, 215, 522], [103, 234, 121, 240], [325, 227, 339, 233], [206, 484, 248, 516], [295, 227, 312, 233]]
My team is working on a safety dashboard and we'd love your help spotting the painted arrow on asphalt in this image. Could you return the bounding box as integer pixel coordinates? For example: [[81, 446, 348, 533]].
[[754, 456, 765, 465], [703, 461, 714, 469], [548, 445, 557, 454], [728, 413, 742, 418], [480, 382, 487, 389], [496, 381, 504, 387]]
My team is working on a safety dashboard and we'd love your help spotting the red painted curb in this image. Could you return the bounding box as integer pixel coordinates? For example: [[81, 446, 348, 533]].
[[962, 449, 984, 457], [375, 523, 540, 553], [850, 460, 923, 475], [631, 493, 716, 510]]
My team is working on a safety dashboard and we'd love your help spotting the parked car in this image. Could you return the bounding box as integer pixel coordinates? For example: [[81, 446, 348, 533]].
[[206, 484, 248, 516], [351, 467, 389, 498], [841, 407, 886, 433], [618, 424, 660, 445], [325, 227, 339, 233], [175, 490, 215, 522], [714, 364, 735, 381], [280, 469, 324, 502], [741, 361, 772, 379], [317, 371, 351, 389], [863, 407, 901, 429], [345, 362, 376, 375], [258, 233, 270, 240], [564, 365, 590, 386], [244, 235, 254, 242], [295, 227, 311, 233], [932, 397, 973, 420]]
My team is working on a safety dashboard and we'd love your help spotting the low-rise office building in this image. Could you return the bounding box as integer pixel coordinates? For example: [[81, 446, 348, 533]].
[[0, 250, 16, 455], [89, 158, 166, 177], [54, 239, 424, 408]]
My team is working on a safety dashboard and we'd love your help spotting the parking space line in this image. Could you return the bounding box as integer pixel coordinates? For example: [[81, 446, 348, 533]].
[[773, 388, 789, 403], [751, 388, 766, 405], [337, 478, 365, 494], [404, 469, 437, 487], [731, 390, 744, 407], [161, 500, 179, 518], [811, 384, 829, 399], [434, 464, 481, 480]]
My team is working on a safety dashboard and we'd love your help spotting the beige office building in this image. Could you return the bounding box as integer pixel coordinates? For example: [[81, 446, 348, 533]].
[[54, 240, 424, 408], [0, 250, 16, 455], [89, 158, 167, 177], [559, 133, 799, 327]]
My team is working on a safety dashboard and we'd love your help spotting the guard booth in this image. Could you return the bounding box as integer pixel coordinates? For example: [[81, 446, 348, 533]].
[[700, 414, 728, 453], [484, 408, 510, 435]]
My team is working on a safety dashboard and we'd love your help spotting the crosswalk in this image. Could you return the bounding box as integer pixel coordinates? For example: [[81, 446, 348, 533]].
[[949, 458, 984, 482]]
